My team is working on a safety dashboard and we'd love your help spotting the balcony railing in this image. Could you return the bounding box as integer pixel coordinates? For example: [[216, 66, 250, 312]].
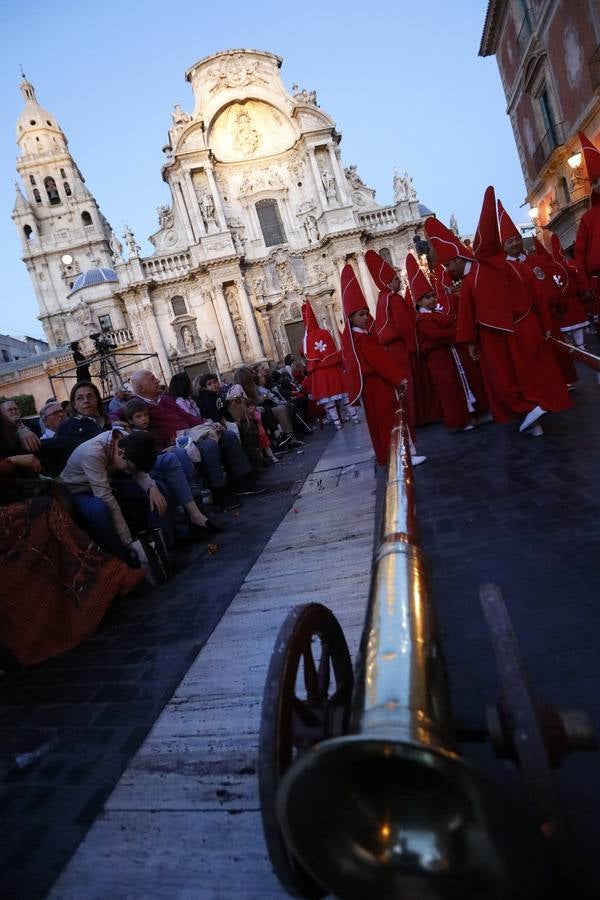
[[358, 206, 399, 232], [108, 328, 134, 346], [532, 127, 560, 174], [142, 252, 191, 281]]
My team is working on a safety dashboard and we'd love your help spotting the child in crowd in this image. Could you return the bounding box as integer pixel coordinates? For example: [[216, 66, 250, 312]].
[[193, 372, 226, 424], [123, 398, 221, 533], [340, 263, 426, 467]]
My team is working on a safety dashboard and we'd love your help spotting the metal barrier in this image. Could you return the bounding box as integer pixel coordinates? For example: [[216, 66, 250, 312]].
[[258, 394, 596, 899]]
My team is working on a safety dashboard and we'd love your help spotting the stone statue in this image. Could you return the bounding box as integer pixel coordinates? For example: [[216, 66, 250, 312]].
[[252, 276, 265, 301], [303, 215, 319, 244], [345, 165, 365, 190], [198, 192, 216, 227], [403, 172, 417, 201], [123, 224, 140, 257], [171, 103, 192, 126], [224, 284, 241, 318], [320, 168, 337, 202], [393, 168, 407, 202], [449, 213, 459, 235], [109, 233, 123, 262], [235, 322, 250, 356], [292, 84, 318, 105], [157, 205, 174, 229], [182, 326, 195, 354]]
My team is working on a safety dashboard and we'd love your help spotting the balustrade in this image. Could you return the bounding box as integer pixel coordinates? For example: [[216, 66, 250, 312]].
[[142, 253, 191, 280], [358, 206, 399, 231]]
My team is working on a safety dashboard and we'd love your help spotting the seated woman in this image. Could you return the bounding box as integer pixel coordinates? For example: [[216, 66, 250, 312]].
[[168, 371, 202, 417], [59, 428, 168, 562], [234, 366, 297, 448], [0, 423, 143, 666]]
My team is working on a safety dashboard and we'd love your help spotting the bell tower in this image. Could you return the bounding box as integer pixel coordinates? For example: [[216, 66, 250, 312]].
[[12, 75, 116, 347]]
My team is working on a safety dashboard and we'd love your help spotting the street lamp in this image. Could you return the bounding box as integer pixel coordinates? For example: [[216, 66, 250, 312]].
[[567, 152, 582, 170]]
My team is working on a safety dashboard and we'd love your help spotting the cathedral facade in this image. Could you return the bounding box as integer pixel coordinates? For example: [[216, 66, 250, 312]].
[[11, 49, 428, 391]]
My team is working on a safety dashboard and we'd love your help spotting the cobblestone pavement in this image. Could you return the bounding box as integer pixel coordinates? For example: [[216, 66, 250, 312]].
[[0, 427, 333, 900], [414, 351, 600, 899]]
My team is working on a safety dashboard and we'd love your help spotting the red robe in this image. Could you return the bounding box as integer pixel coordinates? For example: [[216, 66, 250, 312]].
[[458, 257, 570, 422], [349, 328, 406, 465], [306, 351, 346, 403], [574, 203, 600, 294], [374, 289, 418, 437], [417, 310, 488, 429]]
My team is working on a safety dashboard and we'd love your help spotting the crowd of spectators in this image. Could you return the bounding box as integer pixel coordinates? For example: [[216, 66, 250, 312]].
[[0, 355, 333, 667]]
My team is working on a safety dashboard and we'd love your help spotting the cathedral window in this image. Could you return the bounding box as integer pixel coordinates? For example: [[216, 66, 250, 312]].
[[29, 175, 36, 185], [44, 176, 60, 205], [60, 168, 66, 178], [23, 225, 33, 240], [256, 199, 287, 248], [81, 211, 93, 226], [64, 181, 72, 197], [171, 296, 187, 317], [33, 188, 42, 204], [98, 314, 113, 333]]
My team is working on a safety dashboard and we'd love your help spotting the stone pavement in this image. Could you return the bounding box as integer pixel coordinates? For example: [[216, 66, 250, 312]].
[[0, 427, 334, 900]]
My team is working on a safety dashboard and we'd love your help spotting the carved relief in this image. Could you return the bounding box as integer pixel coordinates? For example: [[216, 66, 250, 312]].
[[207, 54, 269, 93], [157, 205, 174, 229]]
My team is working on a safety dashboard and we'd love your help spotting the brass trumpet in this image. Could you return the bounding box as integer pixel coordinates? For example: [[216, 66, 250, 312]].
[[275, 399, 551, 899]]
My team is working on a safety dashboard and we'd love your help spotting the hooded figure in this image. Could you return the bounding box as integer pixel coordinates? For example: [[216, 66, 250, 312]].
[[301, 299, 357, 428], [429, 187, 569, 433], [497, 199, 578, 384], [365, 248, 440, 430], [340, 264, 425, 466], [548, 234, 589, 347], [408, 254, 489, 431], [574, 130, 600, 300]]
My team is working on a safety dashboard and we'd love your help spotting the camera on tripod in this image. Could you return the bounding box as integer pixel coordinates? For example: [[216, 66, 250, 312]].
[[89, 331, 116, 355]]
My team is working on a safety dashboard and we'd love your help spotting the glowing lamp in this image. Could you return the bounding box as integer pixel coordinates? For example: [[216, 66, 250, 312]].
[[528, 207, 539, 220], [567, 152, 582, 170]]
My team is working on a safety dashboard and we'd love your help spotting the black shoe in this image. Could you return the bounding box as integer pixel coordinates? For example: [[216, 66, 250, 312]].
[[204, 518, 225, 533], [212, 488, 242, 511]]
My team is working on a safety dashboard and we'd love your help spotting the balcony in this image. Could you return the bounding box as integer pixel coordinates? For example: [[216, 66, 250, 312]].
[[358, 206, 399, 232], [107, 328, 134, 347], [142, 252, 191, 281], [532, 127, 560, 174]]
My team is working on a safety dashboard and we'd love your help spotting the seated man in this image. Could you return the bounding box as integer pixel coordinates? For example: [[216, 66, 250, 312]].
[[39, 400, 66, 439], [128, 369, 265, 506]]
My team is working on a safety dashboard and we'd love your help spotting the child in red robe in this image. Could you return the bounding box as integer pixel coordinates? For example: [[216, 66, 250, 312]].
[[301, 299, 358, 428], [340, 263, 425, 466], [407, 254, 489, 431]]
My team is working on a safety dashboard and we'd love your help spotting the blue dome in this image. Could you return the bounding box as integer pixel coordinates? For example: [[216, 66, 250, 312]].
[[69, 267, 118, 294]]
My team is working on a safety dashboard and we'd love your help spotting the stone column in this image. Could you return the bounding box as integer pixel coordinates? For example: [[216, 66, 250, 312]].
[[259, 309, 277, 361], [235, 280, 265, 361], [356, 253, 378, 316], [173, 179, 196, 246], [212, 284, 242, 368], [205, 166, 226, 231], [328, 144, 349, 204], [182, 171, 204, 239], [137, 296, 172, 381], [326, 300, 340, 344], [307, 147, 328, 210]]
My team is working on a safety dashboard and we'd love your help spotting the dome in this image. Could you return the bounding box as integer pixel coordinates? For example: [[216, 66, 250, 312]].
[[69, 268, 119, 294], [15, 77, 65, 143]]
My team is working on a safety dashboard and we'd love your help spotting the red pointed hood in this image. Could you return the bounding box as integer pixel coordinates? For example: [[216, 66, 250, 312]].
[[301, 300, 338, 363], [473, 186, 502, 261], [579, 131, 600, 206], [433, 263, 453, 313], [424, 217, 473, 265], [341, 264, 372, 321], [405, 253, 434, 303], [533, 237, 552, 260], [364, 249, 396, 291], [497, 198, 521, 245]]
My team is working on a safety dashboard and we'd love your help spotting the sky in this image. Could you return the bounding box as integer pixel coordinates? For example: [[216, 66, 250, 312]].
[[0, 0, 529, 340]]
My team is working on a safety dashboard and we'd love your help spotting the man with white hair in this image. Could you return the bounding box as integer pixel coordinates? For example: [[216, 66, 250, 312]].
[[39, 400, 66, 439], [128, 369, 265, 506]]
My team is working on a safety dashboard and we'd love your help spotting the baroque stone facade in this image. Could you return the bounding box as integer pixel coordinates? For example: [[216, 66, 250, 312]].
[[11, 49, 429, 387]]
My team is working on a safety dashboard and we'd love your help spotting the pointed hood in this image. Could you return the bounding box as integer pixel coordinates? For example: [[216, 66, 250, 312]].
[[497, 199, 521, 245], [365, 249, 396, 291], [405, 253, 434, 304], [341, 263, 371, 320], [301, 300, 338, 363], [579, 131, 600, 206], [473, 186, 502, 261], [433, 263, 453, 313], [533, 236, 552, 260], [424, 217, 473, 265]]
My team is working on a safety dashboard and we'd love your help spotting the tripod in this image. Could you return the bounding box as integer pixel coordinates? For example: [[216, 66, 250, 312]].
[[95, 351, 123, 398]]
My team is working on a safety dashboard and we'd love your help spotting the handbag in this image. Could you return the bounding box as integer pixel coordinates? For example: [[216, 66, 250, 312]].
[[130, 528, 171, 585]]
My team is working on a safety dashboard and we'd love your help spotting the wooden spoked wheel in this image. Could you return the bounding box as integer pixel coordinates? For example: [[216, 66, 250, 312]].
[[258, 603, 354, 898]]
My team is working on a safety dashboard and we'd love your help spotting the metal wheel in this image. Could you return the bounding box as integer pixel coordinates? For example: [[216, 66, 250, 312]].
[[258, 603, 354, 898]]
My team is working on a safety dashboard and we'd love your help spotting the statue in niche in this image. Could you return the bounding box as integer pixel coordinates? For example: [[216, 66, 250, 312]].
[[251, 276, 265, 301], [234, 109, 260, 157], [123, 224, 140, 257], [224, 284, 241, 318], [181, 326, 195, 355], [198, 192, 216, 227], [320, 168, 337, 202], [109, 233, 123, 262], [234, 322, 250, 357], [345, 165, 365, 190], [303, 215, 319, 244], [449, 213, 459, 235], [171, 104, 192, 126], [157, 205, 174, 229]]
